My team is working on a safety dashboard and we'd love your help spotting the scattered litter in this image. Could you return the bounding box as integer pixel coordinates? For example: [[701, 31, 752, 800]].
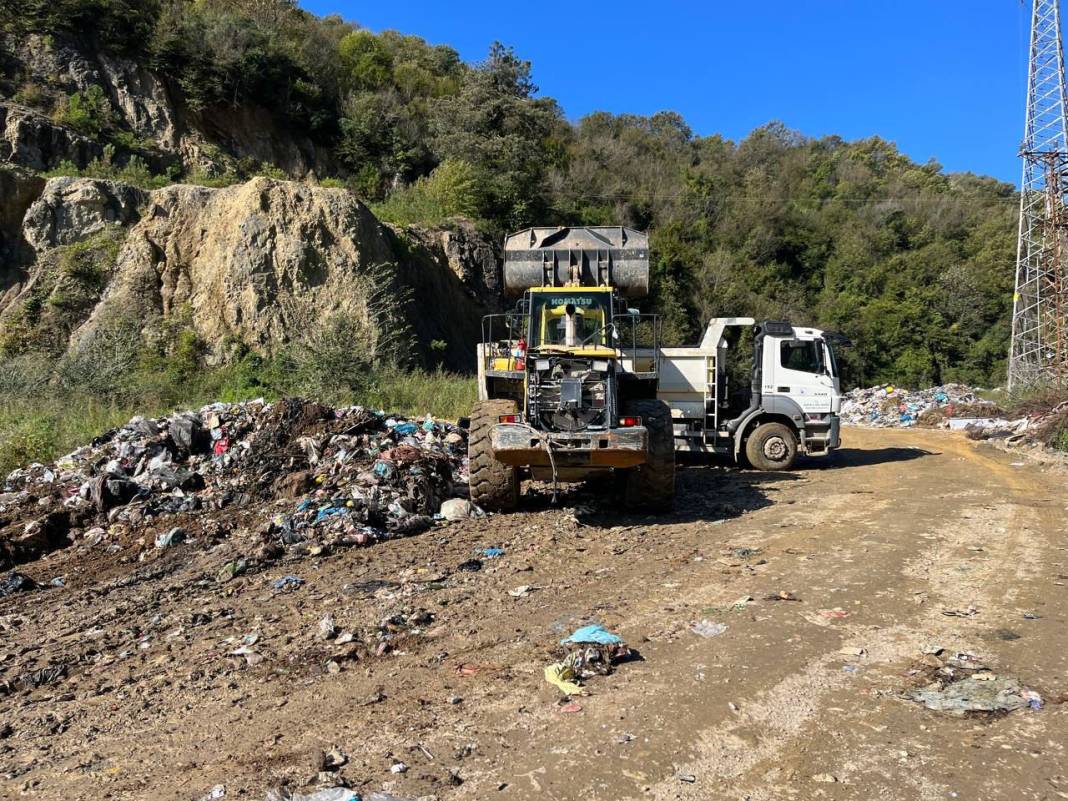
[[198, 785, 226, 801], [546, 624, 632, 695], [1024, 690, 1044, 710], [559, 701, 584, 714], [229, 645, 263, 666], [457, 559, 482, 572], [508, 585, 537, 598], [481, 547, 504, 558], [677, 773, 696, 784], [691, 620, 728, 638], [155, 527, 186, 548], [317, 615, 337, 641], [942, 606, 979, 617], [908, 648, 1041, 715], [390, 762, 408, 774], [266, 789, 359, 801], [812, 773, 838, 784], [273, 575, 304, 590], [819, 608, 849, 619], [911, 675, 1037, 715], [765, 591, 799, 601], [0, 571, 36, 597], [440, 498, 483, 520], [544, 662, 587, 695], [839, 646, 866, 657]]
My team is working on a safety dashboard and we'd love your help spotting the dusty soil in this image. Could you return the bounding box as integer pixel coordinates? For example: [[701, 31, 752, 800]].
[[2, 427, 1067, 801]]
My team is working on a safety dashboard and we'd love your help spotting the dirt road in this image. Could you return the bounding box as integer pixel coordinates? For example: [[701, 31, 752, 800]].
[[3, 427, 1067, 801]]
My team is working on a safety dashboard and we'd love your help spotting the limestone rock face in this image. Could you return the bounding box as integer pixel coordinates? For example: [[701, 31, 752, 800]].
[[0, 103, 105, 172], [2, 34, 336, 178], [5, 176, 499, 370], [22, 177, 145, 250]]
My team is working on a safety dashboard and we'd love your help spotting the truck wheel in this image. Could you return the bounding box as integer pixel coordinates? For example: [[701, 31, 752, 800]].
[[622, 399, 676, 512], [745, 422, 798, 471], [468, 399, 520, 512]]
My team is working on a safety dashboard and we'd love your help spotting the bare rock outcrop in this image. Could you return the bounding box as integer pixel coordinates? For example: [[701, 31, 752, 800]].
[[0, 102, 105, 172], [4, 176, 499, 370], [21, 176, 145, 250], [2, 34, 335, 178]]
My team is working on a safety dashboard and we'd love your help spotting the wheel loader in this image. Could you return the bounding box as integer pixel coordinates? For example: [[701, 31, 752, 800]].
[[467, 226, 847, 512], [469, 226, 675, 512]]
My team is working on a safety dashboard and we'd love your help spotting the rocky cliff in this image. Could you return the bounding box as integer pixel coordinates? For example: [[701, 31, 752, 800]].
[[0, 171, 501, 370], [1, 32, 335, 177]]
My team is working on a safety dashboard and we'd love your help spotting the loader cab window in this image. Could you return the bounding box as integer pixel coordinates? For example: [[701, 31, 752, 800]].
[[780, 339, 824, 374], [529, 291, 611, 348]]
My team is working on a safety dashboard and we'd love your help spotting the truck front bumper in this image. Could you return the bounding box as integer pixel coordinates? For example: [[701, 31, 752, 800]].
[[490, 424, 649, 468]]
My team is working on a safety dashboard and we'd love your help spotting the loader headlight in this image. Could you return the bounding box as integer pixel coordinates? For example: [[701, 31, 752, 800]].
[[592, 359, 609, 371]]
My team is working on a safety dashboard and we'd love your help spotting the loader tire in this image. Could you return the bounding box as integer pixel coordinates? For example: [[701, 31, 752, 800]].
[[745, 421, 798, 471], [622, 399, 676, 512], [468, 399, 520, 512]]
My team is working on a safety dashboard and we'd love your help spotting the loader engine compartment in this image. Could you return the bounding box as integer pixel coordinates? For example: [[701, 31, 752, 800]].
[[529, 357, 611, 432]]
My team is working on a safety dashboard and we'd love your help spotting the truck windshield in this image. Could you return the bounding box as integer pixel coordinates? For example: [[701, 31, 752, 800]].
[[529, 291, 611, 348]]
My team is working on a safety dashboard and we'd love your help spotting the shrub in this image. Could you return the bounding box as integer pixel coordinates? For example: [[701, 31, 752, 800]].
[[14, 81, 47, 108], [54, 312, 143, 398], [54, 85, 113, 136]]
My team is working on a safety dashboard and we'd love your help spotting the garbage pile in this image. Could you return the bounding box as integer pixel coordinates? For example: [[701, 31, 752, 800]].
[[840, 384, 1006, 428], [0, 398, 471, 566]]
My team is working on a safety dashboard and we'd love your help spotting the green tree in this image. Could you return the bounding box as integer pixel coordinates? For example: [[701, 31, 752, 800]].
[[430, 42, 563, 229]]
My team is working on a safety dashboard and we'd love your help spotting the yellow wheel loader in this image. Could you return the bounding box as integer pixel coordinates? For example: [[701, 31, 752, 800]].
[[469, 226, 675, 512]]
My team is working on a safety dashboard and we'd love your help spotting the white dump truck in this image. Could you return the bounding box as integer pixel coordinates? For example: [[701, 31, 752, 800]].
[[629, 317, 846, 470]]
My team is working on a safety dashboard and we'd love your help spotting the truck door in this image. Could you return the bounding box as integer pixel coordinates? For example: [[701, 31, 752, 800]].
[[763, 336, 835, 414]]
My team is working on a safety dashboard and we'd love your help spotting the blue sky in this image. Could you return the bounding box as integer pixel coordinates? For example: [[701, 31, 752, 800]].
[[300, 1, 1032, 184]]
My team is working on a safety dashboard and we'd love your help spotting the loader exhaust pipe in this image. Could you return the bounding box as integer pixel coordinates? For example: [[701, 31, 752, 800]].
[[564, 303, 578, 347]]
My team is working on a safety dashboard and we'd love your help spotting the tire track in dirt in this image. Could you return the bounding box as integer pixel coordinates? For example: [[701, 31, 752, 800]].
[[640, 431, 1067, 801]]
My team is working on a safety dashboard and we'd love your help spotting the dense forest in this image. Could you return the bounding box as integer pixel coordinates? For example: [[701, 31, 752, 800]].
[[2, 0, 1018, 387]]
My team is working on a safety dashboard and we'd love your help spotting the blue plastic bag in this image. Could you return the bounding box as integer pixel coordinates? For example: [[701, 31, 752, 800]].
[[561, 624, 623, 646]]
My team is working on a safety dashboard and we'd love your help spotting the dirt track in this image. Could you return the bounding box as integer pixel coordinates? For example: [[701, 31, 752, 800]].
[[2, 427, 1067, 801]]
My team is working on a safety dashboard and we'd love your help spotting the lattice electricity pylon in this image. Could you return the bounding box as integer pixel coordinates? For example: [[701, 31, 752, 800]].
[[1009, 0, 1068, 390]]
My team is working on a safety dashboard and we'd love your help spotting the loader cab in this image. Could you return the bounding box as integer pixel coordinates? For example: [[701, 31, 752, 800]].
[[528, 287, 615, 353]]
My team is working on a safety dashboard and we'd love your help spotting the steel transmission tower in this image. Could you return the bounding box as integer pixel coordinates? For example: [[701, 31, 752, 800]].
[[1010, 0, 1068, 390]]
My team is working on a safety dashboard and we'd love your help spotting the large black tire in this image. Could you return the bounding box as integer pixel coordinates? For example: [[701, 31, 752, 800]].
[[468, 399, 520, 512], [744, 421, 798, 471], [622, 399, 676, 512]]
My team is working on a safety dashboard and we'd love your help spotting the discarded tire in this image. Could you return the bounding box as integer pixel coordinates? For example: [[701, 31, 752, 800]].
[[468, 399, 520, 512], [745, 421, 798, 471], [622, 399, 675, 512]]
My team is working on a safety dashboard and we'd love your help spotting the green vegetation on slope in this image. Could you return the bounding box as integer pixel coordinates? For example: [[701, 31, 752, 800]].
[[1, 0, 1018, 392]]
